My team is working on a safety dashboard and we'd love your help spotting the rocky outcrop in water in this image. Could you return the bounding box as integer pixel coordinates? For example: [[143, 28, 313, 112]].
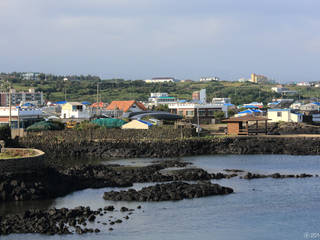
[[103, 181, 234, 202], [0, 205, 136, 235], [0, 160, 225, 202], [240, 172, 315, 180]]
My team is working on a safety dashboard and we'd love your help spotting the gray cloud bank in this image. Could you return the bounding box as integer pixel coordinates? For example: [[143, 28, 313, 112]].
[[1, 0, 320, 82]]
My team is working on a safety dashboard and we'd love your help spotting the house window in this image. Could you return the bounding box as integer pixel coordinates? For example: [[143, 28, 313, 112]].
[[208, 110, 215, 116], [178, 110, 183, 116], [186, 110, 194, 117], [277, 112, 282, 117], [198, 110, 206, 116]]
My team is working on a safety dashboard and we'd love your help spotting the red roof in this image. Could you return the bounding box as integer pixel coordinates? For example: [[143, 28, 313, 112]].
[[106, 100, 147, 112], [91, 102, 106, 108]]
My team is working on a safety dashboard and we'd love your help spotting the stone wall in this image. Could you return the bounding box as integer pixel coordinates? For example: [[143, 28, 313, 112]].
[[0, 148, 45, 174], [17, 136, 320, 162]]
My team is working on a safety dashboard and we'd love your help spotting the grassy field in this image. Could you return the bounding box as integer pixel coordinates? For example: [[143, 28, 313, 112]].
[[0, 149, 37, 159]]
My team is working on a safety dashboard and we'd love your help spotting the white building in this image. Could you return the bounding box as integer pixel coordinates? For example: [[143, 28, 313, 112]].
[[22, 72, 40, 81], [0, 106, 43, 128], [312, 114, 320, 122], [61, 102, 91, 119], [144, 77, 176, 83], [212, 98, 231, 104], [290, 102, 303, 110], [200, 77, 220, 82], [238, 78, 249, 82], [267, 109, 303, 123], [297, 82, 311, 87], [148, 93, 176, 107], [271, 86, 297, 95], [300, 103, 320, 112]]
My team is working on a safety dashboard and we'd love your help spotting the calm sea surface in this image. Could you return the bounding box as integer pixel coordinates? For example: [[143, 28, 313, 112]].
[[1, 154, 320, 240]]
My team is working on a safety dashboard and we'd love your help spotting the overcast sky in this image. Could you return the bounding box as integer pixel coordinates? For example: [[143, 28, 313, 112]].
[[1, 0, 320, 82]]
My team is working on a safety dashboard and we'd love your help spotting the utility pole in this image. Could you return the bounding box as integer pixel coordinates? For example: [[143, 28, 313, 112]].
[[96, 82, 99, 115], [63, 77, 68, 101], [7, 81, 12, 128], [96, 82, 99, 105], [197, 106, 200, 137]]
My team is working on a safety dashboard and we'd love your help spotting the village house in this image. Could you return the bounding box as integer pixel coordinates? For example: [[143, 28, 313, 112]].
[[168, 102, 228, 124], [121, 120, 153, 130], [300, 103, 320, 112], [61, 102, 91, 120], [106, 100, 147, 118], [222, 115, 269, 135], [267, 109, 303, 123], [0, 106, 43, 128]]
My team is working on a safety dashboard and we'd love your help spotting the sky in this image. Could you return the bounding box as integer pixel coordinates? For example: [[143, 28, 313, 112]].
[[1, 0, 320, 82]]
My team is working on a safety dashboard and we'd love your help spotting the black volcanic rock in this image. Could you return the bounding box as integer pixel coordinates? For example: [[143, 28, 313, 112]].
[[103, 181, 233, 202]]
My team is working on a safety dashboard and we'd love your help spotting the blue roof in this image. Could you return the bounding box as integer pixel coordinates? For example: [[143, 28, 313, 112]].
[[55, 101, 67, 104], [138, 120, 153, 127], [312, 102, 320, 106], [268, 109, 290, 112], [268, 102, 280, 105], [243, 105, 259, 109], [82, 101, 91, 105], [238, 109, 262, 114], [224, 103, 234, 106], [22, 103, 35, 107]]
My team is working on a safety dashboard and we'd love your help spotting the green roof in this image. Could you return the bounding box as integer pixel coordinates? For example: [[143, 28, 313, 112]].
[[159, 96, 175, 99], [91, 118, 127, 128]]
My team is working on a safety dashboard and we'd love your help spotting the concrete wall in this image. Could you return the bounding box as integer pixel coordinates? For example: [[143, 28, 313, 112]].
[[0, 148, 45, 174]]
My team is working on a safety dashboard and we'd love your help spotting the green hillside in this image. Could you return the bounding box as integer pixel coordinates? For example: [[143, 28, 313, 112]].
[[1, 73, 319, 105]]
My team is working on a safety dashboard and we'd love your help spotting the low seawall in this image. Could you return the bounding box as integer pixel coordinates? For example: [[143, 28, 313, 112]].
[[0, 148, 45, 173], [18, 136, 320, 160]]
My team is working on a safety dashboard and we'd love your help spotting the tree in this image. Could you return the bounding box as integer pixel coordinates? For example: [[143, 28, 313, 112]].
[[213, 111, 225, 120]]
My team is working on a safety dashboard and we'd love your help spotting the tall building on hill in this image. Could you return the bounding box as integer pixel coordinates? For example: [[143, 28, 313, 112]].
[[0, 88, 44, 106], [192, 89, 206, 103], [250, 73, 268, 83]]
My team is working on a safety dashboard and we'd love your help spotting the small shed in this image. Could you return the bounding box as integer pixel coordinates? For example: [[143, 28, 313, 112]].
[[121, 120, 153, 130], [222, 116, 269, 135]]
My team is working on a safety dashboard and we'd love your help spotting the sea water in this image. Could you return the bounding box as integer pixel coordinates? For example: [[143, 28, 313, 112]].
[[1, 154, 320, 240]]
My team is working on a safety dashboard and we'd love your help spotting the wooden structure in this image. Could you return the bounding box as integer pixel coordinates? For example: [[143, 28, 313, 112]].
[[222, 116, 269, 135]]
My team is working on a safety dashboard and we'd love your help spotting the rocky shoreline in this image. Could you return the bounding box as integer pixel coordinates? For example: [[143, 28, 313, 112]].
[[1, 159, 317, 203], [0, 205, 138, 235], [1, 159, 319, 235]]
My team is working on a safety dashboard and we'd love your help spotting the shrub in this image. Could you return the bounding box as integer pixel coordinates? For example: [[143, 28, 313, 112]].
[[0, 124, 11, 142]]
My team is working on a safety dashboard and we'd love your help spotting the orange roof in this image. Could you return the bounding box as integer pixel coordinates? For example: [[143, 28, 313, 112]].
[[91, 102, 106, 108], [106, 100, 147, 112]]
